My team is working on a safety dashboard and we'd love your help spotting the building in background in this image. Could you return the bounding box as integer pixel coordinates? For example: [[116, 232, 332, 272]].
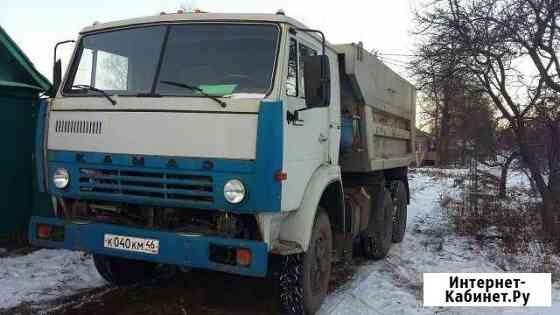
[[0, 25, 53, 241], [415, 128, 438, 166]]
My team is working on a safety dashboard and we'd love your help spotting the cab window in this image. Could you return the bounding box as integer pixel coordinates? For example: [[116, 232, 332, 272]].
[[298, 43, 317, 98], [286, 38, 298, 97]]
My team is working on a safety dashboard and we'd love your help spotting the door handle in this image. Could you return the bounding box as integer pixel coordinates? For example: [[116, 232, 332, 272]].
[[319, 133, 328, 143]]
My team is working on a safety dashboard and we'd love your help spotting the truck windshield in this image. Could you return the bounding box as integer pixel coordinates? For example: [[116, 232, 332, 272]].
[[64, 23, 280, 97]]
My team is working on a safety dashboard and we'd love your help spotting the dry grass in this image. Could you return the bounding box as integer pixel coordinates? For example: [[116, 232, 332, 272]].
[[440, 169, 560, 276]]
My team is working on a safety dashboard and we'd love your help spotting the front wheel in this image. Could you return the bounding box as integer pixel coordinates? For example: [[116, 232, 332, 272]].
[[93, 254, 158, 285], [278, 209, 332, 315]]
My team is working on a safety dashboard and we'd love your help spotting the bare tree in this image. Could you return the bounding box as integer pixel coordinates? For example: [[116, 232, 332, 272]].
[[413, 0, 560, 236], [411, 46, 496, 165], [533, 91, 560, 198], [498, 0, 560, 92], [482, 128, 518, 199]]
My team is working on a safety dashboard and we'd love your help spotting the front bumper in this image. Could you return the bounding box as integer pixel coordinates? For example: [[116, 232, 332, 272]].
[[29, 216, 268, 277]]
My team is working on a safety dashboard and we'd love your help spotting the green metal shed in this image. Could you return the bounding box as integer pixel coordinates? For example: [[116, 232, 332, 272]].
[[0, 25, 53, 240]]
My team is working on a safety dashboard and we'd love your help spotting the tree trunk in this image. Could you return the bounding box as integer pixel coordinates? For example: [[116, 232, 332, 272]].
[[541, 192, 560, 240], [548, 121, 560, 199], [515, 124, 556, 235], [438, 85, 452, 166], [547, 122, 560, 241], [498, 152, 518, 199]]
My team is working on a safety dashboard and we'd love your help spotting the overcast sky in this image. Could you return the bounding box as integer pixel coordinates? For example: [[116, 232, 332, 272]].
[[2, 0, 420, 82]]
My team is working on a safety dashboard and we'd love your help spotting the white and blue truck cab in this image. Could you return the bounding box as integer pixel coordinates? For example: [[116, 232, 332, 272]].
[[31, 12, 416, 314]]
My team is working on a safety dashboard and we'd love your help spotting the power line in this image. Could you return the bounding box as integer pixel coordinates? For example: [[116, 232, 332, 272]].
[[380, 59, 410, 73], [378, 52, 419, 57], [377, 56, 410, 66], [378, 56, 409, 64], [383, 60, 408, 69], [377, 55, 407, 65]]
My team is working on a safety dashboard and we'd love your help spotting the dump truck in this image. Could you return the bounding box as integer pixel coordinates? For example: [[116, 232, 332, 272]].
[[30, 12, 416, 314]]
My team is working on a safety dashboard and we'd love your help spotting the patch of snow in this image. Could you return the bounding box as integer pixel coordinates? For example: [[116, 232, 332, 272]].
[[478, 164, 502, 178], [416, 167, 468, 176], [320, 169, 560, 315], [508, 171, 533, 191], [0, 248, 6, 254], [0, 249, 106, 310]]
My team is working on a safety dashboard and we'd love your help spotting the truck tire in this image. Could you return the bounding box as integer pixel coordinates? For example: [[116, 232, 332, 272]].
[[93, 254, 158, 285], [391, 181, 408, 243], [361, 188, 394, 260], [278, 209, 332, 315]]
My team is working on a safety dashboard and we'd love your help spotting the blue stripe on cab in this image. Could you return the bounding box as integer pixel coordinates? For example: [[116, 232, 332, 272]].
[[255, 100, 283, 212], [47, 151, 256, 174]]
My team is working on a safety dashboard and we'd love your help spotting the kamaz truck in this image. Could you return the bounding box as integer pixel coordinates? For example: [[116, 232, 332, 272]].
[[31, 12, 416, 314]]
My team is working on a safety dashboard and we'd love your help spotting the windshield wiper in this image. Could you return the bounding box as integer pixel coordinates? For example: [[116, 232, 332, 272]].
[[160, 80, 227, 108], [72, 85, 117, 106]]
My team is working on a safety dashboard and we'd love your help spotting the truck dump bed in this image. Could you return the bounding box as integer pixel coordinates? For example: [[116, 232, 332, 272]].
[[335, 43, 416, 173]]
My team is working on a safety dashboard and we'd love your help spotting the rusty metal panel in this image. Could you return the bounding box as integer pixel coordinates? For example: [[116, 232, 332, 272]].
[[336, 43, 416, 172]]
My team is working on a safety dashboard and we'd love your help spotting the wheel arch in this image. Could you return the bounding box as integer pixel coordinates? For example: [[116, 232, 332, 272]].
[[278, 164, 342, 252], [319, 181, 345, 234]]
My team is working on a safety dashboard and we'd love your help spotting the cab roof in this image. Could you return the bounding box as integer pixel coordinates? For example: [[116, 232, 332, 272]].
[[81, 13, 309, 34]]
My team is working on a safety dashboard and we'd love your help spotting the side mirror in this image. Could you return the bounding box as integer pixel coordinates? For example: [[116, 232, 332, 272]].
[[303, 55, 330, 108], [51, 39, 76, 97], [51, 59, 62, 97]]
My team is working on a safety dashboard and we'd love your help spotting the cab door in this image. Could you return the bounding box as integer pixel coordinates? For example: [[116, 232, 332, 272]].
[[282, 34, 330, 211]]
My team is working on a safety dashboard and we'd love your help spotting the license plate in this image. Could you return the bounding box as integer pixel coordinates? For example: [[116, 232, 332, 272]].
[[103, 234, 160, 255]]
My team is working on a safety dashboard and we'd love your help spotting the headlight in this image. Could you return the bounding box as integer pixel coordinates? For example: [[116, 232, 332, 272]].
[[224, 179, 246, 204], [53, 168, 70, 189]]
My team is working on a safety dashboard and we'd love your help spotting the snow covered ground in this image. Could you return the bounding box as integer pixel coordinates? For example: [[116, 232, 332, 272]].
[[0, 168, 558, 314], [319, 169, 560, 315], [0, 249, 105, 310]]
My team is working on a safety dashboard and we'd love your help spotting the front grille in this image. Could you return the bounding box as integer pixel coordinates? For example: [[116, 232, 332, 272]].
[[79, 168, 214, 206], [55, 120, 103, 135]]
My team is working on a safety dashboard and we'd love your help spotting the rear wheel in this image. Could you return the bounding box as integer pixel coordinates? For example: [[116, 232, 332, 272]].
[[361, 186, 394, 260], [391, 181, 408, 243], [278, 209, 332, 315], [93, 254, 158, 285]]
